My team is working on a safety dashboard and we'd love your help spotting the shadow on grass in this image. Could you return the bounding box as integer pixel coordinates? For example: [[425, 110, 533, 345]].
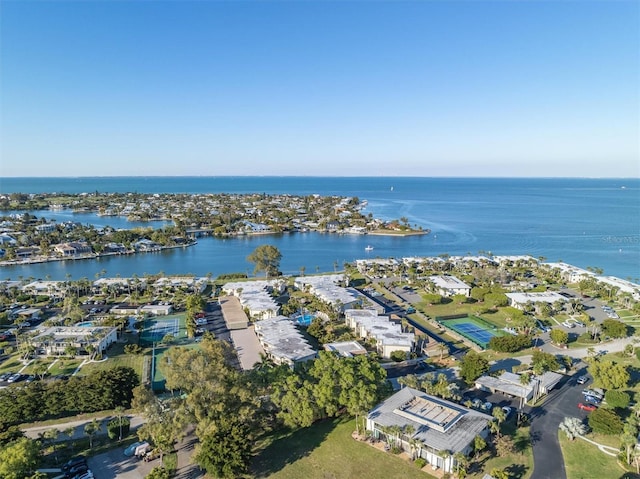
[[251, 417, 340, 477], [506, 463, 529, 479]]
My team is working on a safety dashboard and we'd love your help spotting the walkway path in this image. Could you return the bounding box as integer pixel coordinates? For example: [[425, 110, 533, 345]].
[[577, 435, 618, 456], [23, 414, 144, 442]]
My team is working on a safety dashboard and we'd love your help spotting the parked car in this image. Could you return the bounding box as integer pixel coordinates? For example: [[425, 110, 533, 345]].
[[577, 376, 589, 385], [471, 399, 483, 409], [482, 401, 493, 412], [62, 456, 86, 472], [578, 402, 597, 412], [501, 406, 512, 417], [124, 441, 144, 457]]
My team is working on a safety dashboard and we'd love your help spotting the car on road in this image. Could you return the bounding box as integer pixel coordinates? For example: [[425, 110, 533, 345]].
[[577, 376, 589, 385], [578, 402, 597, 412]]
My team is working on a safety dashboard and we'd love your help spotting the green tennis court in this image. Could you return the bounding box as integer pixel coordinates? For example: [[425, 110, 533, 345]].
[[140, 314, 187, 345], [438, 315, 505, 349]]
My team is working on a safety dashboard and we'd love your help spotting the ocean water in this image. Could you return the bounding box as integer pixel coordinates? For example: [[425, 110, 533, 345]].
[[0, 177, 638, 281]]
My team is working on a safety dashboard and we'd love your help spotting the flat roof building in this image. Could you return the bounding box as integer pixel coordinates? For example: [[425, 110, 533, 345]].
[[367, 387, 493, 474]]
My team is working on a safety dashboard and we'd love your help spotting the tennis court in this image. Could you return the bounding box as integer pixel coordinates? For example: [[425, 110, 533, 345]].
[[140, 314, 186, 345], [439, 315, 504, 349]]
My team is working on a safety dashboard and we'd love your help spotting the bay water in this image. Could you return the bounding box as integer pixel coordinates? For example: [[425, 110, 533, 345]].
[[0, 177, 638, 282]]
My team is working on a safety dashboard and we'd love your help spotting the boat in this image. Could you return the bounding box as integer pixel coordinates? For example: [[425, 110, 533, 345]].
[[365, 245, 374, 251]]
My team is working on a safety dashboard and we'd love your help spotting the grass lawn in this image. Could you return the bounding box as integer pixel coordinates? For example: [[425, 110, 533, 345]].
[[467, 425, 533, 479], [558, 433, 638, 479], [48, 358, 83, 376], [252, 417, 436, 479], [0, 354, 26, 374], [77, 339, 144, 379]]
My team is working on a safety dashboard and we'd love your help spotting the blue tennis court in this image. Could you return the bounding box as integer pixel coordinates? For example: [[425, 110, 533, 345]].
[[439, 315, 505, 349], [452, 322, 498, 346]]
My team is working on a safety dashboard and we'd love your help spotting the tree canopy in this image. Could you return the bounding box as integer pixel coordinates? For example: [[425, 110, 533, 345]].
[[247, 244, 282, 278], [588, 359, 630, 389], [459, 351, 489, 383]]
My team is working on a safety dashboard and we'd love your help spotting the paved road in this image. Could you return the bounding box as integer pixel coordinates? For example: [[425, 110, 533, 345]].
[[23, 414, 144, 442], [529, 364, 590, 479]]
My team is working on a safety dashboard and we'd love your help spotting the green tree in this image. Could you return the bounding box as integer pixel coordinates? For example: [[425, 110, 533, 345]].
[[601, 319, 628, 338], [531, 350, 560, 375], [604, 390, 630, 409], [84, 419, 100, 449], [549, 328, 569, 345], [588, 408, 624, 435], [194, 416, 252, 478], [459, 351, 489, 384], [588, 360, 630, 389], [0, 437, 41, 479], [246, 245, 282, 278]]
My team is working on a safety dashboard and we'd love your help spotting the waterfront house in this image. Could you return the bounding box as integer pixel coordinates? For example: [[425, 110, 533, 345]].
[[366, 387, 493, 473]]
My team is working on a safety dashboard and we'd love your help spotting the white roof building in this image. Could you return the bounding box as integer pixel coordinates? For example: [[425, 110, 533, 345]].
[[294, 274, 364, 310], [428, 275, 472, 297], [253, 316, 316, 367], [344, 309, 415, 358], [505, 292, 567, 309], [222, 280, 282, 319]]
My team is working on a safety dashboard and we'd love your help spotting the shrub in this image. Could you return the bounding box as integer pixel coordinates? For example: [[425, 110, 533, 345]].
[[390, 350, 407, 362], [488, 334, 532, 353], [588, 408, 624, 435], [124, 344, 143, 355], [415, 458, 427, 469], [107, 416, 130, 440], [604, 390, 630, 409]]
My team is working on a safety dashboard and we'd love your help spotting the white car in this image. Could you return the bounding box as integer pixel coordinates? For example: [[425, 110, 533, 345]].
[[501, 406, 512, 417]]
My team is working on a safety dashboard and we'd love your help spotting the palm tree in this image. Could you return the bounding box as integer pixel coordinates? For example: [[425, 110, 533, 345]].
[[43, 428, 60, 464], [114, 406, 126, 441], [84, 419, 100, 449], [64, 427, 75, 454]]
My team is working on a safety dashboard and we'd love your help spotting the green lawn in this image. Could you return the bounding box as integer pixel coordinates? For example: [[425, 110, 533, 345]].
[[77, 339, 145, 379], [252, 418, 436, 479], [467, 426, 533, 479], [559, 433, 638, 479]]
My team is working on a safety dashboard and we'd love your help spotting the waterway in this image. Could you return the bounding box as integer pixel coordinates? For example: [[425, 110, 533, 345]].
[[1, 177, 638, 281]]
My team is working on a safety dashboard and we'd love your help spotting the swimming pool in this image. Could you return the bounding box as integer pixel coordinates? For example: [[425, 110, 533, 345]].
[[291, 313, 315, 327], [76, 321, 95, 327]]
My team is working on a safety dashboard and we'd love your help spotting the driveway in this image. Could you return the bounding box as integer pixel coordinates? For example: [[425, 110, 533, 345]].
[[529, 364, 588, 479], [88, 427, 204, 479]]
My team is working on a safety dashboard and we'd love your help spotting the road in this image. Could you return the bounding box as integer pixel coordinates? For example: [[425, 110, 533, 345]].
[[529, 365, 590, 479], [23, 414, 144, 442]]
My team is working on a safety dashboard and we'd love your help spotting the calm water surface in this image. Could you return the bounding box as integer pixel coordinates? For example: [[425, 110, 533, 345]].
[[1, 177, 638, 281]]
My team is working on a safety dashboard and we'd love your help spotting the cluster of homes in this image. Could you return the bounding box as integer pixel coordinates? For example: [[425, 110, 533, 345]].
[[218, 274, 420, 369]]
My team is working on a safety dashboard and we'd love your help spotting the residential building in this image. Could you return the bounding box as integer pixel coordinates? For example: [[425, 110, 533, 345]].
[[366, 387, 493, 473], [428, 275, 472, 297]]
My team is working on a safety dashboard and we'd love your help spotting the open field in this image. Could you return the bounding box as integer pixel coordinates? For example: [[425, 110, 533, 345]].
[[252, 418, 436, 479], [559, 434, 637, 479]]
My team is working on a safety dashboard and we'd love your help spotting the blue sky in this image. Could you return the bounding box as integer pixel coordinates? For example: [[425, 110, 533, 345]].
[[1, 1, 638, 177]]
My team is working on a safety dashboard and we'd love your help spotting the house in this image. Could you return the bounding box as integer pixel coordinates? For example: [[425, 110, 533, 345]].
[[140, 304, 173, 316], [428, 275, 472, 297], [505, 292, 567, 311], [366, 387, 493, 473], [475, 371, 563, 403], [33, 326, 118, 356], [110, 304, 140, 316], [324, 340, 367, 357], [344, 309, 415, 359]]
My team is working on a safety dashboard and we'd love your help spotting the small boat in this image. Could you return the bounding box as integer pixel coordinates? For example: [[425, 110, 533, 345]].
[[365, 245, 374, 251]]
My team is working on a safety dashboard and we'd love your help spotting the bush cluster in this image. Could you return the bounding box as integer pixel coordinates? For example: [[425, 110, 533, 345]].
[[488, 334, 532, 352], [0, 366, 138, 427]]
